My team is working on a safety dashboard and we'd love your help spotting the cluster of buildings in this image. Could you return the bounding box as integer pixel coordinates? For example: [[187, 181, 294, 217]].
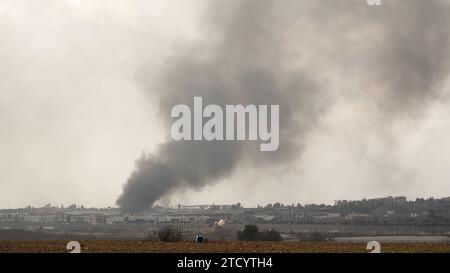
[[1, 196, 450, 235]]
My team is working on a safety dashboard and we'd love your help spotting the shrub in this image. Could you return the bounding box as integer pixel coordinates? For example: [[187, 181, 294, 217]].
[[260, 229, 283, 241], [237, 225, 283, 241], [309, 232, 331, 242], [157, 226, 185, 242], [237, 225, 259, 241]]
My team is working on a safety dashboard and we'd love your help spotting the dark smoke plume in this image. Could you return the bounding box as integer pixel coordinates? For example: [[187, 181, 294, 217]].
[[117, 0, 450, 212]]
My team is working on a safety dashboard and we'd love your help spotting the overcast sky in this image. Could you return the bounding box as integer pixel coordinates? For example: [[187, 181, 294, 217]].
[[1, 0, 450, 208]]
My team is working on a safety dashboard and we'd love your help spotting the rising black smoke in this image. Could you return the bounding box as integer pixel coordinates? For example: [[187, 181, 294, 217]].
[[117, 0, 450, 212]]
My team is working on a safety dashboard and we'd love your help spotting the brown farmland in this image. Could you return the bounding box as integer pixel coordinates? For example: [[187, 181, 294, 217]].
[[0, 240, 449, 253]]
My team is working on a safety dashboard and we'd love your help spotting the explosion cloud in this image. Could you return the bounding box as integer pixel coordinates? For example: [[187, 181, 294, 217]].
[[117, 0, 450, 212]]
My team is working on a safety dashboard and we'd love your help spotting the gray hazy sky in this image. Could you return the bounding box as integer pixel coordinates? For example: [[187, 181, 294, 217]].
[[1, 0, 450, 208]]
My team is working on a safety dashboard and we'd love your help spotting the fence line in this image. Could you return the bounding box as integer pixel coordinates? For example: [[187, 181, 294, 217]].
[[158, 223, 450, 236]]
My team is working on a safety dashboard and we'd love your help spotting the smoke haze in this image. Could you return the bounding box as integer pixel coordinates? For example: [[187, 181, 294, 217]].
[[117, 0, 450, 211], [1, 1, 450, 209]]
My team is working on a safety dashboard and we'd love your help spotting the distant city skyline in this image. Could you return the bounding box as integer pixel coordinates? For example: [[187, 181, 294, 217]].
[[2, 195, 450, 210]]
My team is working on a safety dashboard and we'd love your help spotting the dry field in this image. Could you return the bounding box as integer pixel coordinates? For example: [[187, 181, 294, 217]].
[[0, 240, 449, 253]]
